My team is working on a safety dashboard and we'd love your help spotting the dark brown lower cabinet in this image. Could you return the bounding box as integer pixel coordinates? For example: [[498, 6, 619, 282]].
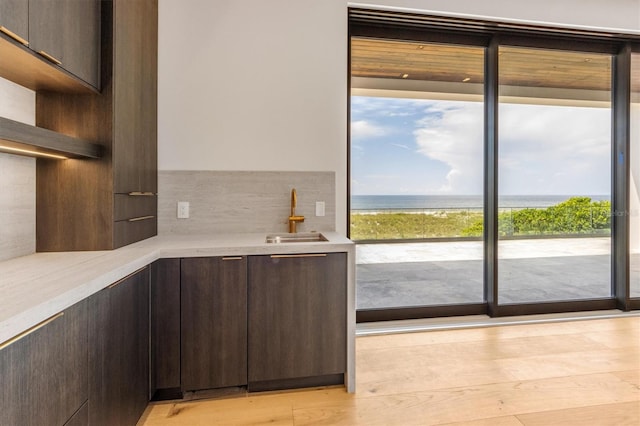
[[181, 256, 248, 392], [88, 267, 150, 426], [0, 300, 88, 426], [247, 253, 347, 391], [150, 258, 182, 400]]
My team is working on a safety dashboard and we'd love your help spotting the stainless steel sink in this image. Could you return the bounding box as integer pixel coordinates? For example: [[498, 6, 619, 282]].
[[265, 232, 328, 243]]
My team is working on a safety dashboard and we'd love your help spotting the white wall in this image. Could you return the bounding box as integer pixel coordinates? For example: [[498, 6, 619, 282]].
[[158, 0, 640, 235]]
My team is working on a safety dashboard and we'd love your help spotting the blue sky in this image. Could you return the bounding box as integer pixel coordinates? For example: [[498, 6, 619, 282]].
[[351, 96, 611, 196]]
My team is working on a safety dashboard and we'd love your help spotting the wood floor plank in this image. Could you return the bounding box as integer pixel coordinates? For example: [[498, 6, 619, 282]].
[[138, 395, 295, 426], [501, 347, 640, 381], [292, 373, 639, 425], [436, 416, 525, 426], [516, 401, 640, 426]]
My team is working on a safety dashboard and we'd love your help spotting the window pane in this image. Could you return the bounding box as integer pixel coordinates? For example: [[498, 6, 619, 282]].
[[350, 39, 484, 310], [497, 46, 612, 304]]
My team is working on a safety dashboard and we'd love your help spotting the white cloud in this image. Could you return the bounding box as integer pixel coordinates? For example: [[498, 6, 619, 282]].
[[412, 101, 611, 195], [351, 120, 387, 139], [413, 101, 484, 194], [498, 103, 610, 195]]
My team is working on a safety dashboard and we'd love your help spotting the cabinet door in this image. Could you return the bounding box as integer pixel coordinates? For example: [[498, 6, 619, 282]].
[[248, 253, 347, 390], [113, 0, 158, 193], [0, 0, 28, 44], [150, 258, 181, 399], [181, 256, 247, 391], [28, 0, 100, 88], [89, 267, 150, 426], [0, 300, 87, 426]]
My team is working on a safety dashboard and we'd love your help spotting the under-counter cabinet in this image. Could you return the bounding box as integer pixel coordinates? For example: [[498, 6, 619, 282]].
[[88, 266, 150, 426], [0, 300, 88, 426], [247, 253, 347, 391], [181, 256, 248, 392], [150, 258, 181, 400]]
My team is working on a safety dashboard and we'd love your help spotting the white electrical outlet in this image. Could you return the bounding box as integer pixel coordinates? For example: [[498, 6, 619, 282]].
[[177, 201, 190, 219], [315, 201, 325, 217]]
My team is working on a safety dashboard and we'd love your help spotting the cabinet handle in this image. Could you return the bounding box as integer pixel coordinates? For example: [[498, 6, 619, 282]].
[[270, 254, 327, 259], [37, 50, 62, 65], [128, 192, 155, 196], [108, 267, 147, 289], [128, 215, 155, 222], [0, 312, 64, 350], [0, 26, 28, 45], [222, 256, 243, 261]]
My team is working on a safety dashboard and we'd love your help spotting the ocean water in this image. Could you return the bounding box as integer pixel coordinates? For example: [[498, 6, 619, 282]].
[[351, 195, 610, 210]]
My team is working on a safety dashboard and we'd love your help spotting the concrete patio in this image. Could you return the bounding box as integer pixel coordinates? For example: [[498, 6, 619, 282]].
[[356, 237, 640, 310]]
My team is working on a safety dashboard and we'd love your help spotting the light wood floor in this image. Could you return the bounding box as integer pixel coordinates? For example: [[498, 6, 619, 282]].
[[139, 316, 640, 426]]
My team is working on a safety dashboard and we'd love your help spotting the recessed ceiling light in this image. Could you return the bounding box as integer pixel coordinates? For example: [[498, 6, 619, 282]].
[[418, 45, 424, 49], [462, 77, 471, 82], [402, 73, 409, 79]]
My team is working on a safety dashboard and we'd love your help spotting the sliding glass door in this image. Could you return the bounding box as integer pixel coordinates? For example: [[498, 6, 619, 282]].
[[497, 46, 612, 304], [350, 38, 485, 314], [350, 10, 638, 321]]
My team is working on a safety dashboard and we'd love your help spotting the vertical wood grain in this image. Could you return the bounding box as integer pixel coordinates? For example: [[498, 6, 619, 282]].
[[181, 256, 248, 391]]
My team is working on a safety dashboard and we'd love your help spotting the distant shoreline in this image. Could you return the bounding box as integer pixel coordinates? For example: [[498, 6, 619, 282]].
[[351, 194, 610, 210]]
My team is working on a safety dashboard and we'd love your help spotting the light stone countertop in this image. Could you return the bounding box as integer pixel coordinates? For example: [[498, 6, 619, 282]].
[[0, 232, 354, 345]]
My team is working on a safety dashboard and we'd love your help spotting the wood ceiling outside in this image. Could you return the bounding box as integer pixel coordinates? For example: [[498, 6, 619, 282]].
[[351, 38, 613, 92]]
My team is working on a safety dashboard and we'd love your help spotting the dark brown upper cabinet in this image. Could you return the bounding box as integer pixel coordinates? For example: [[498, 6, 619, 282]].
[[0, 0, 100, 92], [0, 0, 29, 44], [36, 0, 158, 251], [29, 0, 101, 89]]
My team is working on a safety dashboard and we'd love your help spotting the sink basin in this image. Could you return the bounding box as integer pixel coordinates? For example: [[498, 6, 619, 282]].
[[265, 232, 328, 243]]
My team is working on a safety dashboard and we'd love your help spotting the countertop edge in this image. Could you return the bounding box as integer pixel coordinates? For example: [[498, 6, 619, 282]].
[[0, 232, 354, 344]]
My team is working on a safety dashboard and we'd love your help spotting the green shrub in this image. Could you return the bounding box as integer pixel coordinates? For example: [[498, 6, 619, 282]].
[[461, 197, 611, 237]]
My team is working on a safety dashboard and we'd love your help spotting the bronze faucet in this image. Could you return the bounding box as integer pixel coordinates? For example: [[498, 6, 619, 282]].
[[288, 188, 305, 233]]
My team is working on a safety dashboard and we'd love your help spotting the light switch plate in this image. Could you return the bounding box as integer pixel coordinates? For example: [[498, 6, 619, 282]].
[[315, 201, 325, 217], [177, 201, 190, 219]]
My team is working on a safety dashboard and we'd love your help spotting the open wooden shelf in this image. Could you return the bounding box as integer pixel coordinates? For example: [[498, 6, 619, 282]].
[[0, 116, 102, 159]]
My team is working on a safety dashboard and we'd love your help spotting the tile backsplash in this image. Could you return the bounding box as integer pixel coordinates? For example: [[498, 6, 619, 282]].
[[0, 153, 36, 261], [158, 170, 335, 235]]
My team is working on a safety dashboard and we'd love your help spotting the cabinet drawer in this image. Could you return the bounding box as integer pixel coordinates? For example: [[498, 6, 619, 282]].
[[114, 193, 157, 221], [114, 216, 157, 248]]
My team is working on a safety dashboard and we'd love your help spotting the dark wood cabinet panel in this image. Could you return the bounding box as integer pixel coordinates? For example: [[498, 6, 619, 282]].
[[0, 300, 88, 426], [36, 0, 158, 251], [151, 258, 181, 398], [0, 0, 28, 44], [88, 267, 150, 426], [113, 0, 158, 194], [114, 193, 157, 221], [63, 401, 88, 426], [248, 253, 347, 390], [28, 0, 100, 88], [181, 256, 248, 391]]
